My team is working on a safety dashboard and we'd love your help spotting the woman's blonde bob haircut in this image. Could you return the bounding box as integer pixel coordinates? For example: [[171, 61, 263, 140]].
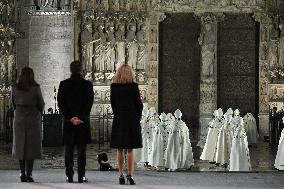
[[112, 64, 135, 83]]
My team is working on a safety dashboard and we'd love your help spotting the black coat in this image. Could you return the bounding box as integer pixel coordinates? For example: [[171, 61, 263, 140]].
[[110, 82, 143, 149], [57, 74, 94, 145]]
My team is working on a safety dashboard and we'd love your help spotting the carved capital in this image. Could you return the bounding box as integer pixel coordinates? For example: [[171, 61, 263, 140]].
[[157, 12, 166, 22], [194, 12, 224, 23], [253, 12, 273, 24], [148, 12, 166, 24]]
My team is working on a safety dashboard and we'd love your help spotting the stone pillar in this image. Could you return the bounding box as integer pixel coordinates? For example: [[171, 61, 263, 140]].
[[253, 13, 272, 138], [27, 11, 73, 111], [197, 13, 218, 147], [148, 12, 166, 110]]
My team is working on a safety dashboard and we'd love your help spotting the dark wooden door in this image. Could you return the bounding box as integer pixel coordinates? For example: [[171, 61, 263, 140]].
[[217, 14, 259, 117], [159, 13, 201, 131]]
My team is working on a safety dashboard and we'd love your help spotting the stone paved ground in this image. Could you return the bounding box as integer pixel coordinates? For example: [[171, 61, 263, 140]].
[[0, 141, 278, 172], [0, 170, 284, 189]]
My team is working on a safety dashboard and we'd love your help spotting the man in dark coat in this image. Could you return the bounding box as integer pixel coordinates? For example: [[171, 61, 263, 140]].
[[57, 60, 94, 183]]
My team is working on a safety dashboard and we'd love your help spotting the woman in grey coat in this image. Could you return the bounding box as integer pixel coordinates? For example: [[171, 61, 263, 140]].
[[12, 67, 45, 182]]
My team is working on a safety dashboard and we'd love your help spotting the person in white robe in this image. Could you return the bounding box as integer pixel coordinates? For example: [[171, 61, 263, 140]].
[[165, 109, 194, 170], [166, 113, 176, 131], [215, 108, 234, 166], [243, 113, 258, 144], [135, 107, 149, 163], [229, 109, 251, 171], [139, 107, 159, 164], [200, 108, 223, 162], [274, 117, 284, 170], [149, 113, 170, 167]]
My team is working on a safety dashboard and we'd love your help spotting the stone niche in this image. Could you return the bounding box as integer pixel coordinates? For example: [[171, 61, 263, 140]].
[[28, 13, 73, 111]]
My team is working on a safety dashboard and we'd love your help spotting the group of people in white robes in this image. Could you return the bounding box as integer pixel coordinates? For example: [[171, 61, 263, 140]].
[[200, 108, 258, 171], [135, 107, 194, 170], [274, 117, 284, 170]]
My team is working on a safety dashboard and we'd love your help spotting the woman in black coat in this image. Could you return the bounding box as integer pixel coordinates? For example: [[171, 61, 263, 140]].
[[110, 64, 143, 185]]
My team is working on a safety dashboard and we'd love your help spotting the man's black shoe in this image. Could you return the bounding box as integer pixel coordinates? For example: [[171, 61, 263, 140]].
[[78, 176, 88, 183], [66, 177, 73, 183]]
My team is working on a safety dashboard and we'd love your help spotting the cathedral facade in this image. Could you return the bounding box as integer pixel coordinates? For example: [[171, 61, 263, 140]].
[[0, 0, 283, 142]]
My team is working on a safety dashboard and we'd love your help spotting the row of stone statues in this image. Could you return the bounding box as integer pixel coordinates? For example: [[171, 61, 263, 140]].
[[31, 0, 70, 9], [0, 24, 17, 56], [84, 0, 148, 11], [0, 0, 16, 138], [152, 0, 258, 7], [0, 0, 15, 24], [81, 20, 148, 75]]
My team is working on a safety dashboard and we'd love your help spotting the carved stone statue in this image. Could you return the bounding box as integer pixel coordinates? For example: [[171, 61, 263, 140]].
[[97, 0, 109, 10], [115, 24, 126, 69], [136, 24, 147, 70], [0, 55, 8, 83], [109, 0, 119, 11], [199, 21, 216, 78], [126, 24, 138, 69], [268, 43, 278, 69], [105, 25, 116, 71], [7, 54, 15, 82], [93, 24, 106, 72], [0, 41, 8, 56], [260, 44, 267, 60], [0, 2, 4, 23], [42, 0, 56, 8], [81, 23, 93, 72], [261, 26, 268, 42], [7, 39, 15, 55], [201, 45, 215, 77]]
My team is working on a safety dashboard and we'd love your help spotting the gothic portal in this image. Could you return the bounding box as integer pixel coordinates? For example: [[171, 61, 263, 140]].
[[0, 0, 283, 143]]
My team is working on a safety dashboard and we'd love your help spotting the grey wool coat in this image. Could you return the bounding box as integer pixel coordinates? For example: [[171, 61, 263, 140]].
[[12, 85, 45, 160]]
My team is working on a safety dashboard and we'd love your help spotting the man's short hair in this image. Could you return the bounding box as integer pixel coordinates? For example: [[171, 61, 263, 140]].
[[70, 60, 82, 74]]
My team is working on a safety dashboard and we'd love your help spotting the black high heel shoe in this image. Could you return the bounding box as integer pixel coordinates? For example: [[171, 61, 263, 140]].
[[119, 175, 125, 185], [20, 174, 27, 182], [26, 175, 34, 182], [126, 175, 135, 185]]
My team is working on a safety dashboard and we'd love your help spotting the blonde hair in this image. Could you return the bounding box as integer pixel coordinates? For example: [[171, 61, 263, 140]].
[[113, 64, 135, 83]]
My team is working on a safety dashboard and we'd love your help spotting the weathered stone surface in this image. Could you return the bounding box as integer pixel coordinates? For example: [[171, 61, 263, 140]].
[[28, 15, 72, 111]]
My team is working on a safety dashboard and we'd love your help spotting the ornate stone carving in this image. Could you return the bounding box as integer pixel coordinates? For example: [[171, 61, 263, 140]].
[[268, 41, 279, 69], [259, 95, 269, 113], [151, 0, 265, 12], [136, 23, 148, 70], [81, 23, 93, 73], [126, 23, 138, 69], [260, 43, 268, 60], [93, 23, 106, 73], [115, 23, 126, 69], [260, 79, 268, 95], [105, 24, 116, 71], [198, 14, 217, 80]]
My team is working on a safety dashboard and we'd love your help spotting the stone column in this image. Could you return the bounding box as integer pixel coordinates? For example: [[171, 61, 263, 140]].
[[147, 12, 166, 110], [253, 13, 272, 138], [196, 13, 219, 148]]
